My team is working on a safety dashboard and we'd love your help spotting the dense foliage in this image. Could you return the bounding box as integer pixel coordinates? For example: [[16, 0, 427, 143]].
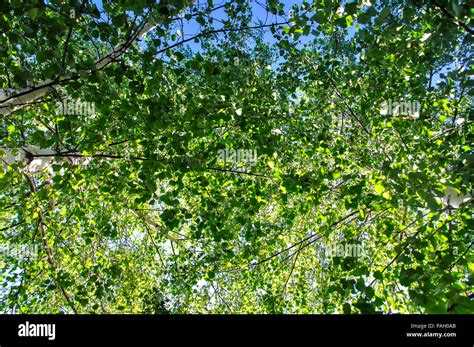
[[0, 0, 472, 313]]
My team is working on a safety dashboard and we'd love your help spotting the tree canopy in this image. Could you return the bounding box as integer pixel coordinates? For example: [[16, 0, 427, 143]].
[[0, 0, 472, 314]]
